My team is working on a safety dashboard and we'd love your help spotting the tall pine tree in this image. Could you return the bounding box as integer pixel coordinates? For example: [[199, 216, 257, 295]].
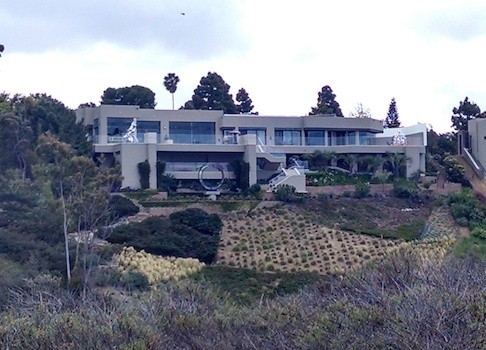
[[385, 98, 401, 128], [183, 72, 237, 114], [309, 85, 343, 116], [236, 88, 257, 114]]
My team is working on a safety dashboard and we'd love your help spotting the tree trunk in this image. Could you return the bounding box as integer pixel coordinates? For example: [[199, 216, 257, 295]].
[[171, 93, 175, 110], [60, 185, 71, 285]]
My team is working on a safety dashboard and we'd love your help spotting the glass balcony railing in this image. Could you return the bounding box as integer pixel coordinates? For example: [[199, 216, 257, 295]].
[[305, 137, 326, 146], [170, 134, 216, 144], [165, 162, 231, 172]]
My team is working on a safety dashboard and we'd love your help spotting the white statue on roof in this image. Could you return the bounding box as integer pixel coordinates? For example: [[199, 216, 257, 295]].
[[123, 118, 139, 143], [391, 131, 407, 146]]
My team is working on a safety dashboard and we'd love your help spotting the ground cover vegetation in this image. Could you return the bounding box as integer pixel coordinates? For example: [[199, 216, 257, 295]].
[[447, 189, 486, 259], [0, 249, 483, 349]]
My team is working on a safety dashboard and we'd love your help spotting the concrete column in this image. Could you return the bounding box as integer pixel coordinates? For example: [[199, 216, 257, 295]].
[[241, 134, 257, 186], [147, 144, 157, 189], [145, 132, 158, 189], [324, 130, 328, 146]]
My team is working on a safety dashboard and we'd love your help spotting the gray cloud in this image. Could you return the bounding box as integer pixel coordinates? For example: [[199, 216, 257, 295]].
[[0, 0, 248, 59], [416, 6, 486, 41]]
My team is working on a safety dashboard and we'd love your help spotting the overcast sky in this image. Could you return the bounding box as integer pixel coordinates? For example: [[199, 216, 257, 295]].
[[2, 0, 486, 132]]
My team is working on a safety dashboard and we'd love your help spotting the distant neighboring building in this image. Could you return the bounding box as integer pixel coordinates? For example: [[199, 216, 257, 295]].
[[458, 119, 486, 178], [76, 105, 427, 190]]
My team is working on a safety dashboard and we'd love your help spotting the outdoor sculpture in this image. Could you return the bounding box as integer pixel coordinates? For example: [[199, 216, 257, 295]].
[[123, 118, 138, 143], [391, 131, 407, 146], [198, 163, 225, 191]]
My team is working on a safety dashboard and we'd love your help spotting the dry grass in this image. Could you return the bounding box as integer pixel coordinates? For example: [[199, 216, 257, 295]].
[[217, 207, 402, 274]]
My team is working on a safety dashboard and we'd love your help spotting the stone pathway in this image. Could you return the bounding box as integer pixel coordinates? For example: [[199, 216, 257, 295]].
[[420, 206, 461, 240]]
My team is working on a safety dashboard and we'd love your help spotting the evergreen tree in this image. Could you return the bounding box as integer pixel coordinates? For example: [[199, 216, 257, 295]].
[[385, 98, 401, 128], [163, 73, 180, 110], [100, 85, 156, 109], [0, 44, 4, 57], [183, 72, 237, 114], [236, 88, 256, 114], [309, 85, 343, 116], [451, 97, 481, 132]]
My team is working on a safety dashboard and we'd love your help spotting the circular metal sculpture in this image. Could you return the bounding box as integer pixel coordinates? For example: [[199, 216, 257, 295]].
[[198, 163, 225, 191]]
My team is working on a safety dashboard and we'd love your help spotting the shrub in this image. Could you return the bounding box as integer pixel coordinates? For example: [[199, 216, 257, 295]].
[[275, 184, 296, 202], [120, 271, 150, 291], [108, 195, 139, 220], [448, 189, 486, 228], [248, 183, 262, 199], [354, 182, 370, 198], [137, 160, 151, 190], [471, 226, 486, 240], [441, 156, 472, 187], [231, 160, 250, 191], [157, 174, 177, 193], [108, 210, 222, 263], [393, 179, 419, 199], [169, 208, 222, 236]]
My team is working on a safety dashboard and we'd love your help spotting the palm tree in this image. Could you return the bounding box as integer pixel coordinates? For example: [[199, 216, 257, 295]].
[[339, 154, 358, 175], [163, 73, 180, 110], [360, 155, 385, 177], [305, 150, 336, 170], [385, 152, 410, 178]]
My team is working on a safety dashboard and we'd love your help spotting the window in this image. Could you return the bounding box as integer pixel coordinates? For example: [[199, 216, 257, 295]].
[[107, 118, 160, 136], [169, 122, 215, 144], [333, 131, 346, 145], [275, 129, 301, 145], [347, 131, 356, 145], [305, 130, 325, 145], [240, 128, 266, 144], [359, 131, 372, 145]]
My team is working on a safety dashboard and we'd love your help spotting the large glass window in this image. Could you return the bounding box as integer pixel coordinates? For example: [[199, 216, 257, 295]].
[[107, 117, 160, 136], [240, 128, 266, 144], [169, 122, 215, 144], [108, 117, 131, 136], [333, 131, 346, 145], [305, 130, 325, 145], [359, 131, 373, 145], [275, 129, 301, 145], [347, 131, 356, 145]]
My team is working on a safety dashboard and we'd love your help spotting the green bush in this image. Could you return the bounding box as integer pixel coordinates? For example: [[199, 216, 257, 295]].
[[448, 189, 486, 228], [275, 184, 296, 202], [108, 195, 139, 220], [157, 174, 177, 193], [441, 156, 472, 187], [354, 182, 370, 198], [231, 160, 250, 191], [169, 208, 222, 236], [393, 179, 419, 199], [120, 271, 150, 291], [137, 160, 150, 190], [471, 226, 486, 240], [108, 210, 222, 263], [248, 183, 262, 199]]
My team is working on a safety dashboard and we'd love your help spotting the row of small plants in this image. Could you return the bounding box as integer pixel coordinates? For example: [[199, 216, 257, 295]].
[[276, 178, 421, 203], [306, 169, 390, 186]]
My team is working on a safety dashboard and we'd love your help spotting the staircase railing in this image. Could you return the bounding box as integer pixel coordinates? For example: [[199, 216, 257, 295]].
[[462, 147, 485, 178]]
